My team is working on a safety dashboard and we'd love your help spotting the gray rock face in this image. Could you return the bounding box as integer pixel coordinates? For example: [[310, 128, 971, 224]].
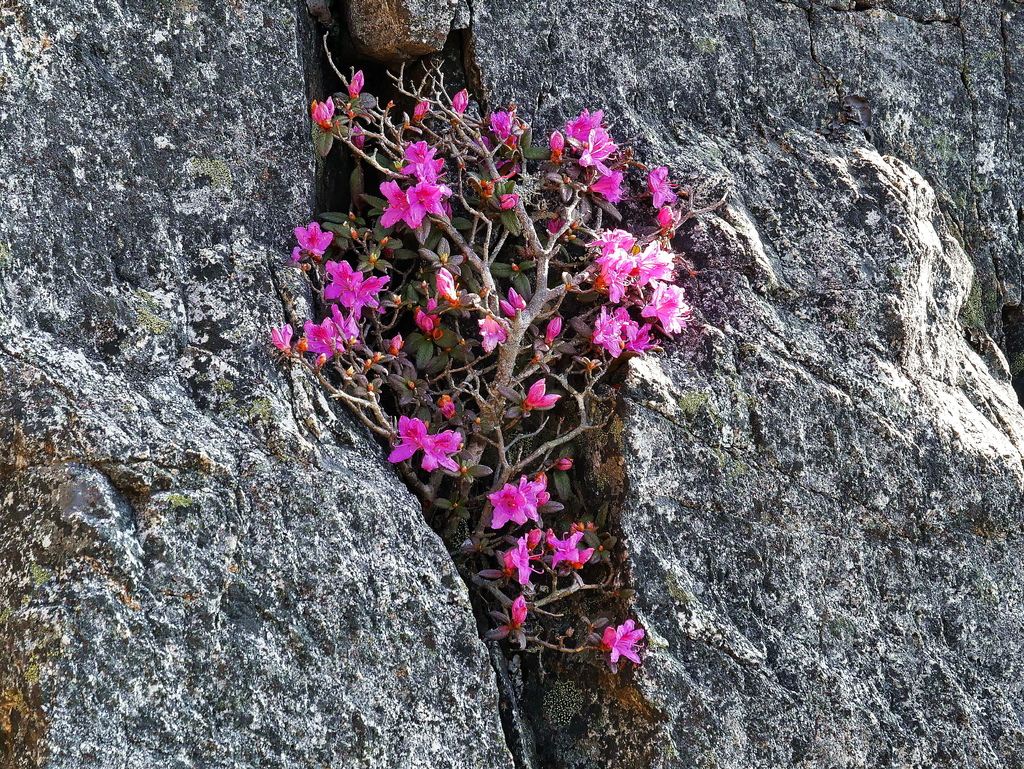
[[342, 0, 464, 62], [0, 1, 511, 767], [470, 0, 1024, 766]]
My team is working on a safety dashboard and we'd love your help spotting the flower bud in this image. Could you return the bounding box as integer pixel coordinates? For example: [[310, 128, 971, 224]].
[[348, 70, 364, 99], [656, 206, 674, 229], [388, 334, 404, 355], [452, 89, 469, 115], [554, 458, 573, 471], [544, 316, 562, 345], [526, 528, 544, 550], [549, 130, 564, 151], [413, 100, 429, 122], [499, 193, 519, 210]]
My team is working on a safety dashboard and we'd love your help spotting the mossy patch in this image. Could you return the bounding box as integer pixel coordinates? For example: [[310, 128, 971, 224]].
[[187, 157, 233, 190]]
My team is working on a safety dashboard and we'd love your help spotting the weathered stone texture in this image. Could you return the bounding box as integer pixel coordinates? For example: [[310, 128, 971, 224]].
[[0, 1, 511, 767], [342, 0, 464, 62], [471, 0, 1024, 766]]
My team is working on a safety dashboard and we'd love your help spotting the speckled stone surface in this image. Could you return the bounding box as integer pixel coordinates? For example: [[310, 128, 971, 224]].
[[470, 1, 1024, 767], [0, 1, 511, 767]]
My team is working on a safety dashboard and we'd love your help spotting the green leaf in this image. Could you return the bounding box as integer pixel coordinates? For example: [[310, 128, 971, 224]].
[[414, 338, 434, 369], [436, 328, 460, 348], [500, 210, 521, 235], [424, 351, 449, 375], [406, 332, 425, 346], [490, 262, 512, 278], [314, 130, 334, 158], [433, 498, 453, 510], [361, 194, 387, 209], [552, 469, 571, 500], [512, 272, 530, 296], [393, 248, 418, 260], [466, 464, 493, 478], [521, 126, 533, 149], [596, 502, 609, 530], [523, 146, 551, 161], [452, 217, 474, 231], [320, 211, 349, 223], [350, 165, 364, 204]]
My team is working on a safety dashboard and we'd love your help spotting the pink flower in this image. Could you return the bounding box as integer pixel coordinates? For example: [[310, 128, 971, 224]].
[[295, 221, 334, 256], [415, 299, 440, 335], [633, 243, 675, 288], [436, 268, 458, 303], [554, 458, 573, 471], [547, 218, 565, 235], [549, 130, 565, 152], [565, 109, 604, 143], [641, 282, 692, 334], [413, 100, 429, 121], [547, 530, 594, 570], [656, 206, 675, 229], [303, 309, 358, 357], [589, 229, 636, 257], [348, 71, 364, 99], [351, 125, 366, 149], [479, 315, 507, 352], [408, 180, 451, 221], [592, 306, 653, 357], [380, 181, 413, 229], [490, 111, 515, 141], [523, 379, 560, 411], [324, 260, 390, 315], [489, 475, 546, 529], [647, 166, 676, 208], [503, 539, 539, 586], [499, 193, 519, 210], [500, 288, 527, 318], [510, 594, 528, 626], [311, 98, 335, 131], [271, 324, 293, 352], [594, 250, 635, 303], [577, 127, 617, 175], [600, 620, 645, 672], [402, 141, 445, 183], [387, 415, 463, 472], [544, 316, 562, 345], [590, 169, 624, 203], [452, 89, 469, 115]]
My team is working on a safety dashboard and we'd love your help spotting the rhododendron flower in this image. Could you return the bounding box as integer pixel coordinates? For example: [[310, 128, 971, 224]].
[[380, 181, 413, 229], [601, 620, 644, 672], [590, 169, 624, 203], [489, 475, 545, 529], [408, 180, 452, 221], [486, 593, 529, 646], [479, 315, 507, 352], [656, 206, 675, 229], [500, 288, 527, 318], [633, 243, 675, 288], [303, 311, 355, 357], [594, 250, 633, 303], [415, 299, 440, 334], [413, 100, 429, 121], [436, 267, 458, 303], [387, 334, 404, 355], [592, 306, 653, 357], [348, 70, 364, 99], [324, 260, 390, 315], [525, 528, 544, 550], [547, 530, 594, 570], [544, 316, 562, 345], [647, 166, 676, 208], [499, 193, 518, 210], [589, 229, 636, 257], [295, 222, 333, 256], [576, 127, 617, 175], [387, 415, 462, 472], [503, 539, 539, 585], [565, 109, 604, 142], [452, 89, 469, 115], [523, 379, 560, 411], [271, 324, 293, 352], [641, 282, 693, 334], [490, 111, 515, 142], [311, 98, 335, 131], [402, 141, 444, 183]]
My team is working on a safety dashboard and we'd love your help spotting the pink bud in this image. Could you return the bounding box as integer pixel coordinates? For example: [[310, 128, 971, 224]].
[[436, 267, 459, 303], [549, 130, 564, 151], [554, 458, 573, 471], [440, 398, 456, 419], [388, 334, 404, 355], [348, 70, 364, 99], [656, 206, 674, 229], [499, 193, 518, 210], [352, 125, 366, 149], [452, 89, 469, 115], [526, 529, 544, 550], [544, 316, 562, 345], [413, 100, 429, 122], [271, 324, 294, 352], [547, 218, 564, 235]]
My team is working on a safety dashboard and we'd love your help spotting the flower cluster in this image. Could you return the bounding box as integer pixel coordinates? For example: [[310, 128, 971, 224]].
[[274, 66, 722, 674]]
